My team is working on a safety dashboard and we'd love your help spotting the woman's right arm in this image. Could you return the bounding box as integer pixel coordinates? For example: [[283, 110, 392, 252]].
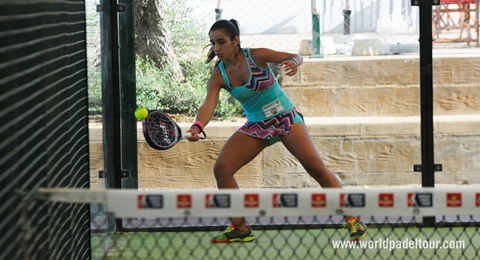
[[187, 69, 223, 140]]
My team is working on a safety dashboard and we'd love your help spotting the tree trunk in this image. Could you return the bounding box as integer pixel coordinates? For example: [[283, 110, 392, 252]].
[[134, 0, 183, 81]]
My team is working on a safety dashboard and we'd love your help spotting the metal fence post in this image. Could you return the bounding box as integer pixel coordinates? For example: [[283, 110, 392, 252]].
[[411, 0, 442, 227], [343, 0, 351, 35], [118, 0, 138, 189], [311, 0, 324, 58], [215, 0, 222, 21]]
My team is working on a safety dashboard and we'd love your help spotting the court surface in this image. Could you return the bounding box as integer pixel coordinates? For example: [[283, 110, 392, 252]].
[[91, 226, 479, 260]]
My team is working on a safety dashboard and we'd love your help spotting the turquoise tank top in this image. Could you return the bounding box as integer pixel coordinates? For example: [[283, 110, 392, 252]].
[[218, 48, 295, 122]]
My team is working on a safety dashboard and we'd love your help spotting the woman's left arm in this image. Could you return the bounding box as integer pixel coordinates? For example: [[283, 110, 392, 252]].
[[251, 48, 303, 76]]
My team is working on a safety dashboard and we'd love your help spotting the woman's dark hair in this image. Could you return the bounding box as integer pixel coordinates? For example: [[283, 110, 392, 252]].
[[206, 19, 242, 65]]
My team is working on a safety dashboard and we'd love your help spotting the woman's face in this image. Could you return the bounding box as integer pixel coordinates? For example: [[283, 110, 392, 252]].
[[209, 29, 239, 60]]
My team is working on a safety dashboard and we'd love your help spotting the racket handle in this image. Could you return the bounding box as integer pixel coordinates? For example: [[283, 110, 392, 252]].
[[183, 132, 192, 139], [183, 130, 206, 140]]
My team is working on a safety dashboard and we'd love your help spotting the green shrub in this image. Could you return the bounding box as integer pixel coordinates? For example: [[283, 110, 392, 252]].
[[135, 56, 244, 120], [135, 0, 244, 120], [87, 0, 244, 120]]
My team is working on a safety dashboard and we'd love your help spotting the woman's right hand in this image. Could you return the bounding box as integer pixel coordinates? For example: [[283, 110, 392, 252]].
[[186, 129, 200, 142]]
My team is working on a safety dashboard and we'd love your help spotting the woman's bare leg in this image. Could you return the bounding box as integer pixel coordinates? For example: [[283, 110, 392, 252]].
[[213, 131, 270, 229], [280, 122, 367, 239], [280, 123, 342, 188]]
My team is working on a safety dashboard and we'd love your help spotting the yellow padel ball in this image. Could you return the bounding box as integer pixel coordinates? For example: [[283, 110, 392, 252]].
[[134, 107, 148, 120]]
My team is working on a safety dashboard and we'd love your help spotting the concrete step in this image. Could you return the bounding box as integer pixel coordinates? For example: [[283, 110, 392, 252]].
[[165, 115, 480, 140], [89, 115, 480, 189]]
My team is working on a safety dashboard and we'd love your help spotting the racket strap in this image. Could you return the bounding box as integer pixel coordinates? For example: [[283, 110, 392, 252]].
[[190, 122, 206, 139]]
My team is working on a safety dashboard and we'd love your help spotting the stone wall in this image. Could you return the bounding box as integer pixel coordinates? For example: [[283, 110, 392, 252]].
[[89, 54, 480, 190], [282, 55, 480, 117]]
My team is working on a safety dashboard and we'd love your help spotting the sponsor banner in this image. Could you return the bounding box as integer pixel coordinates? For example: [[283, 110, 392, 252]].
[[101, 188, 479, 218]]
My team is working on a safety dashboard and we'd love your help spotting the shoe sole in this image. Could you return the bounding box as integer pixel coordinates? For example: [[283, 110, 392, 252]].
[[229, 236, 255, 242], [210, 236, 255, 243]]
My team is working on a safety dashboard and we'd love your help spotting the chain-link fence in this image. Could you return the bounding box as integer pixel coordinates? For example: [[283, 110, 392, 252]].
[[2, 1, 479, 259], [27, 188, 480, 260], [86, 0, 479, 115], [195, 0, 423, 54]]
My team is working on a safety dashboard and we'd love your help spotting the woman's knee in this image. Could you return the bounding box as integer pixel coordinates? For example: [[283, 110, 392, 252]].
[[213, 161, 234, 181]]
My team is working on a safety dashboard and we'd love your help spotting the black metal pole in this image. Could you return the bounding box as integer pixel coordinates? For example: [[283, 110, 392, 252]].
[[118, 0, 138, 189], [419, 0, 435, 188], [100, 0, 122, 190], [109, 0, 122, 190], [418, 0, 435, 226], [100, 0, 122, 230]]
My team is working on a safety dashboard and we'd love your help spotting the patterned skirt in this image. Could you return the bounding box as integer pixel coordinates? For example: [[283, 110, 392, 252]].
[[237, 108, 304, 144]]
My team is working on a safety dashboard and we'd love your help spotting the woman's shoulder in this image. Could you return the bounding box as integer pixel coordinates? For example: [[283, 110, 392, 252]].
[[210, 66, 223, 80], [208, 66, 226, 88], [247, 47, 269, 54], [248, 47, 280, 57], [245, 48, 270, 68], [246, 47, 270, 56], [247, 47, 274, 59]]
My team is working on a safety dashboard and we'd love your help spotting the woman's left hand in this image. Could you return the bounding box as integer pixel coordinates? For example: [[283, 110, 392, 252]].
[[280, 60, 298, 76]]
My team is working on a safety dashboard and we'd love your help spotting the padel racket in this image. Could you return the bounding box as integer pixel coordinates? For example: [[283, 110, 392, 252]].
[[142, 110, 205, 150]]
